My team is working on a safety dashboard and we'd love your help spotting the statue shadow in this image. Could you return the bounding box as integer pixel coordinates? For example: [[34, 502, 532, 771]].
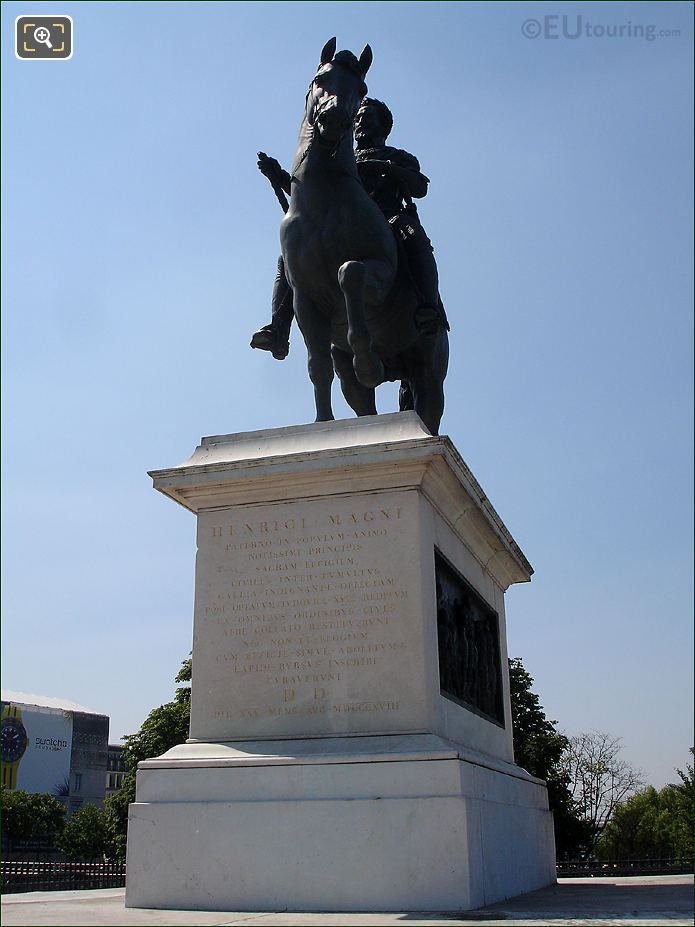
[[396, 877, 695, 922]]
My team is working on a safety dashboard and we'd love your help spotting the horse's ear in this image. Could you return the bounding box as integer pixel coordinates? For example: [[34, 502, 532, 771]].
[[358, 44, 373, 76], [320, 37, 337, 65]]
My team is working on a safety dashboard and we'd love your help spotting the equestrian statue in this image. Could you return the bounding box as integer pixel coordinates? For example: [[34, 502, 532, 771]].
[[251, 38, 449, 436]]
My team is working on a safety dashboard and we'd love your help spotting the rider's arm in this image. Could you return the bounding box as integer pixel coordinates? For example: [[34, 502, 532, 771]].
[[257, 152, 292, 196], [387, 163, 429, 199], [278, 168, 292, 195], [387, 150, 429, 199]]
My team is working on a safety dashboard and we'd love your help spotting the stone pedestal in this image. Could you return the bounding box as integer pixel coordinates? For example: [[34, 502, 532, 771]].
[[125, 413, 556, 911]]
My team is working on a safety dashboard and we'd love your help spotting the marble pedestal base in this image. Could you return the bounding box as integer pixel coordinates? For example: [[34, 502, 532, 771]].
[[127, 415, 556, 911], [125, 735, 555, 911]]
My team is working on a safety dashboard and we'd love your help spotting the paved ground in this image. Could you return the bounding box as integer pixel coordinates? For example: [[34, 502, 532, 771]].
[[2, 876, 693, 926]]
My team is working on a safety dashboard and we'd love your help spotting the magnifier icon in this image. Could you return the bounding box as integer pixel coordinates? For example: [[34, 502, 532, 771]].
[[33, 26, 53, 49]]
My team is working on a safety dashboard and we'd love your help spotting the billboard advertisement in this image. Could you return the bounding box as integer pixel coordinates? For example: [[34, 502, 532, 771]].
[[1, 702, 73, 795]]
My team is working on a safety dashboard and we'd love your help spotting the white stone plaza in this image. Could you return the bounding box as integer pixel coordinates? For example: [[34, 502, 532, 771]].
[[125, 413, 556, 911], [3, 876, 694, 926]]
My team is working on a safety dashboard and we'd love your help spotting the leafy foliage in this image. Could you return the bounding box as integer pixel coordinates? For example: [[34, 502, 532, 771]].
[[671, 748, 695, 859], [175, 656, 192, 704], [103, 656, 192, 860], [120, 697, 191, 773], [508, 658, 591, 855], [597, 752, 694, 861], [55, 803, 112, 861], [0, 788, 66, 843], [102, 778, 134, 862]]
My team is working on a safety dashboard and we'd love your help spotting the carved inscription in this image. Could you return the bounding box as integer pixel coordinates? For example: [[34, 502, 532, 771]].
[[435, 551, 505, 726], [194, 495, 420, 734]]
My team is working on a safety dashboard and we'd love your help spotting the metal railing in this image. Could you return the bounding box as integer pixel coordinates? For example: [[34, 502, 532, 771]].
[[2, 857, 691, 893], [557, 858, 693, 877], [1, 859, 126, 893]]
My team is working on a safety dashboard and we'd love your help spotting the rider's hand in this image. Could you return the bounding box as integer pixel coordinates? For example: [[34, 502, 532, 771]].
[[358, 159, 390, 175], [257, 152, 283, 181]]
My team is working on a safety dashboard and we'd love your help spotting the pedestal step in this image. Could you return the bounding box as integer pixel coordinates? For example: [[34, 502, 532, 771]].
[[126, 736, 555, 911]]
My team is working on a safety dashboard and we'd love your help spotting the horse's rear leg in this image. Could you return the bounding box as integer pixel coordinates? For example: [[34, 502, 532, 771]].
[[338, 260, 390, 389], [407, 329, 449, 436], [331, 346, 377, 417], [412, 376, 445, 436], [294, 293, 334, 422]]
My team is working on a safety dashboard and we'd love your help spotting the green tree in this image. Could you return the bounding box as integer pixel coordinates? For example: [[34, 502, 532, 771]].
[[0, 788, 66, 844], [103, 656, 192, 860], [508, 657, 591, 856], [670, 748, 694, 859], [55, 803, 111, 861], [597, 750, 694, 861]]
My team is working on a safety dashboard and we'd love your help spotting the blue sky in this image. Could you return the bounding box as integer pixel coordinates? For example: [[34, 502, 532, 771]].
[[2, 1, 692, 788]]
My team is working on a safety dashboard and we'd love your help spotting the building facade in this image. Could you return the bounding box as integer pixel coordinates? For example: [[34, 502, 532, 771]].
[[1, 691, 109, 811], [106, 743, 127, 796]]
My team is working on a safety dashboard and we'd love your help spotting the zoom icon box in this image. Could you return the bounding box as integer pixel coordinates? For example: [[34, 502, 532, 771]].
[[16, 16, 73, 59]]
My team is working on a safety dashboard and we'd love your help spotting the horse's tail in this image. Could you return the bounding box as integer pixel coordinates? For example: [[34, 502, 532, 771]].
[[399, 381, 414, 412]]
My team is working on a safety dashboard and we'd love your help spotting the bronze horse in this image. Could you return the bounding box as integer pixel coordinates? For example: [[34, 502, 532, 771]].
[[280, 38, 448, 435]]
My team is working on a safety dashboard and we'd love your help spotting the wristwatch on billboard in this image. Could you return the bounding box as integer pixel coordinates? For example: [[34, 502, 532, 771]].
[[1, 704, 29, 789]]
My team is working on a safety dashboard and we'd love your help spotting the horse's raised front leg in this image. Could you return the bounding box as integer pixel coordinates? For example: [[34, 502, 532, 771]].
[[293, 292, 334, 422], [338, 259, 391, 389], [331, 345, 377, 417]]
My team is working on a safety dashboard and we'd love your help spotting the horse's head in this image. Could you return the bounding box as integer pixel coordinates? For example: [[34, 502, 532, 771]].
[[305, 37, 372, 146]]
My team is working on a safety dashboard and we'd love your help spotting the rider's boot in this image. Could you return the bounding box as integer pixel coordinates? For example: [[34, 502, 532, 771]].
[[250, 257, 294, 360], [406, 231, 449, 333]]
